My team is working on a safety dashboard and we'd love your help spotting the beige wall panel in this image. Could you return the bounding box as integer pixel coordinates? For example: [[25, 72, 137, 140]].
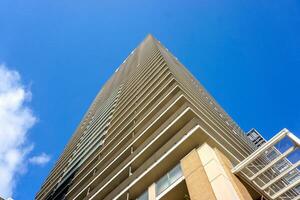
[[215, 148, 253, 200], [210, 174, 240, 200], [180, 149, 216, 200], [198, 143, 244, 200]]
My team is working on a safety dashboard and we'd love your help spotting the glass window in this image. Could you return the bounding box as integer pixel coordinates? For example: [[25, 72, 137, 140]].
[[136, 190, 148, 200], [266, 149, 278, 161], [168, 164, 182, 184], [275, 160, 289, 172], [156, 164, 183, 196], [156, 175, 169, 195]]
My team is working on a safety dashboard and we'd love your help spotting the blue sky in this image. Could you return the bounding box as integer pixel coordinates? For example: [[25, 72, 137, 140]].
[[0, 0, 299, 199]]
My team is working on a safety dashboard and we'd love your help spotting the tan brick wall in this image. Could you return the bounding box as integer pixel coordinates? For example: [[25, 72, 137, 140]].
[[180, 149, 216, 200], [197, 143, 240, 200], [214, 148, 253, 200]]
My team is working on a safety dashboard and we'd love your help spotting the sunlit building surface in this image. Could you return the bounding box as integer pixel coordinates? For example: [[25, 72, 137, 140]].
[[36, 35, 299, 200]]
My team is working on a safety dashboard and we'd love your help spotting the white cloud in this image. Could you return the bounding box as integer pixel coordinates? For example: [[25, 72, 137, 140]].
[[0, 64, 46, 199], [29, 153, 50, 166]]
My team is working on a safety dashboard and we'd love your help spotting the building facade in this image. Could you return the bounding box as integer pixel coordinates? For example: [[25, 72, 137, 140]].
[[247, 129, 266, 148], [36, 35, 299, 200]]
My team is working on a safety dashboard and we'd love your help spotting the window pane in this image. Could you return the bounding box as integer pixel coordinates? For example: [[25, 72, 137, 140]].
[[137, 190, 148, 200], [155, 164, 183, 196], [169, 164, 183, 184], [156, 175, 169, 195]]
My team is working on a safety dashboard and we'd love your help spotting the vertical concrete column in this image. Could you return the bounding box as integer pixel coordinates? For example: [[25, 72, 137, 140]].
[[214, 148, 253, 200], [148, 183, 156, 200], [180, 149, 216, 200], [197, 143, 242, 200]]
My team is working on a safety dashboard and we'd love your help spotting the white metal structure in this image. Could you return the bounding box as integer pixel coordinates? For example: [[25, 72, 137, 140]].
[[233, 129, 300, 200]]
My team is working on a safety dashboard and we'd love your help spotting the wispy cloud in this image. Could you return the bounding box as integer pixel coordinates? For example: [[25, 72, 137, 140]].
[[0, 64, 49, 199], [29, 153, 51, 166]]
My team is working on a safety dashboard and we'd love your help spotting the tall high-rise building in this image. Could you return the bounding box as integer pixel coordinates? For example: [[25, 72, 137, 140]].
[[36, 35, 299, 200], [247, 129, 266, 148]]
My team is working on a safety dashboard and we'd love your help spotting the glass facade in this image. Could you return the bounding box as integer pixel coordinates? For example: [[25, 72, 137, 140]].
[[136, 190, 148, 200], [156, 164, 183, 196]]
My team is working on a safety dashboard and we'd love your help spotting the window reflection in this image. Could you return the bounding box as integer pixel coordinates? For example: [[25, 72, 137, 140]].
[[156, 164, 183, 196]]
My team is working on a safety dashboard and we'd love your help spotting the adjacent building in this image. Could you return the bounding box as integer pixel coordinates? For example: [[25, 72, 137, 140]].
[[36, 35, 299, 200], [247, 129, 266, 148]]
